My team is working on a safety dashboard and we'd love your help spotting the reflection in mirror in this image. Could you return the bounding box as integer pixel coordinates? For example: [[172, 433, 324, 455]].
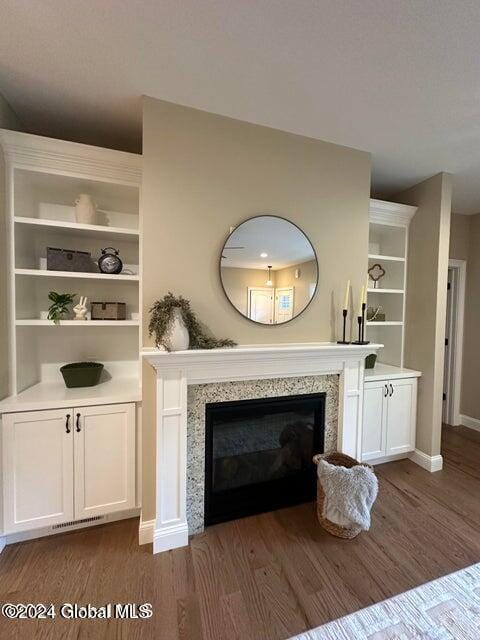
[[220, 215, 318, 324]]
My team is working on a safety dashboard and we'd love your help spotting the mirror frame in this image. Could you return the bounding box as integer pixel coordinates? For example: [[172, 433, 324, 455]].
[[219, 214, 319, 326]]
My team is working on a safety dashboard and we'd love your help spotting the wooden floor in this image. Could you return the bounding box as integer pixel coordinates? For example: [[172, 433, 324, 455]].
[[1, 424, 479, 640]]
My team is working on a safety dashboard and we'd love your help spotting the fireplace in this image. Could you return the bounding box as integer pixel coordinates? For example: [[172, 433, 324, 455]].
[[204, 393, 325, 525]]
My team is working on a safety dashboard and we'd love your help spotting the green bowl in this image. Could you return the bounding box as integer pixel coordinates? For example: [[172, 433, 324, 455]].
[[60, 362, 104, 388], [365, 354, 377, 369]]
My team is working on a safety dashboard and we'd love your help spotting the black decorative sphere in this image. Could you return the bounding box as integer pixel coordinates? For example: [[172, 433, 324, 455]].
[[98, 247, 123, 274]]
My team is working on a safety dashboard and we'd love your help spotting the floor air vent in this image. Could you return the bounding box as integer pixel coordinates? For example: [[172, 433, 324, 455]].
[[52, 516, 104, 530]]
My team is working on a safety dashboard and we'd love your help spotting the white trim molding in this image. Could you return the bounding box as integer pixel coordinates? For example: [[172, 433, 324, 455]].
[[142, 342, 383, 554], [138, 518, 155, 545], [153, 522, 189, 554], [0, 128, 142, 185], [369, 198, 417, 227], [410, 449, 443, 472], [1, 508, 140, 549], [459, 414, 480, 433]]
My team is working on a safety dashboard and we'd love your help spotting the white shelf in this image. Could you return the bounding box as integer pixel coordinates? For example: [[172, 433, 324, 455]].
[[16, 319, 140, 327], [14, 216, 139, 239], [367, 288, 404, 294], [0, 377, 142, 414], [367, 321, 403, 326], [15, 268, 139, 281], [368, 254, 405, 262]]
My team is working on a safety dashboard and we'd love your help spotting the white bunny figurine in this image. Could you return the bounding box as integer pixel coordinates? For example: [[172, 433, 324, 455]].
[[73, 296, 88, 321]]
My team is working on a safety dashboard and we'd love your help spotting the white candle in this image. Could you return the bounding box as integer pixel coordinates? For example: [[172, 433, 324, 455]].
[[363, 278, 369, 305], [358, 286, 364, 316], [343, 280, 350, 310]]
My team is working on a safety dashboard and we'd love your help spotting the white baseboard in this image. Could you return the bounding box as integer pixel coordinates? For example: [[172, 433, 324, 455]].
[[410, 449, 443, 472], [459, 414, 480, 433], [3, 508, 140, 547], [153, 522, 189, 554], [138, 518, 155, 545], [0, 537, 6, 554], [365, 452, 410, 466]]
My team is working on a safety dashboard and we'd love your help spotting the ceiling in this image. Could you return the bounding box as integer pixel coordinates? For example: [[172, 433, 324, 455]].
[[221, 216, 316, 270], [2, 1, 480, 213]]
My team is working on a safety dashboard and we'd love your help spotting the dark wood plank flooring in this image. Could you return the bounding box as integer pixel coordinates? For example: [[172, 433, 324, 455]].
[[0, 424, 479, 640]]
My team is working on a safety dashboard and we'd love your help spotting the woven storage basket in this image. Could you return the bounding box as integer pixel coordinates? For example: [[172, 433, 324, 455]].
[[312, 452, 375, 539]]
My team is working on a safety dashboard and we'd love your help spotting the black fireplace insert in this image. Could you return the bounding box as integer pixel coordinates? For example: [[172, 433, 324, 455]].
[[204, 392, 325, 526]]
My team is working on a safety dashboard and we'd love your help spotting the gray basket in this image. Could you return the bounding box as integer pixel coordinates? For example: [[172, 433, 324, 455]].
[[47, 247, 96, 272]]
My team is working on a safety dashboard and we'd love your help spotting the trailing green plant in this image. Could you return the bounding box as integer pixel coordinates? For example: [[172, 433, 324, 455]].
[[149, 292, 236, 351], [47, 291, 76, 325]]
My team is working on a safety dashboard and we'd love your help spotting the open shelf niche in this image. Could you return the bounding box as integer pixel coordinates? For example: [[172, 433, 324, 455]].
[[0, 129, 142, 400], [367, 199, 417, 367]]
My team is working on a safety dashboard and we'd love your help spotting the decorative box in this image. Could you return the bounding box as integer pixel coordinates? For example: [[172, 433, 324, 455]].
[[47, 247, 95, 272], [91, 302, 127, 321]]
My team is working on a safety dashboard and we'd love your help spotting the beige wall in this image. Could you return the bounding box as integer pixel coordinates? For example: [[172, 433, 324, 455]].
[[449, 213, 470, 261], [395, 173, 452, 457], [459, 213, 480, 419], [447, 213, 480, 421], [141, 98, 371, 519], [0, 93, 22, 400]]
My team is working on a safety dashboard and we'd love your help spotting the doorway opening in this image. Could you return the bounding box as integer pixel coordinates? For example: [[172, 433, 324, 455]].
[[443, 259, 466, 426]]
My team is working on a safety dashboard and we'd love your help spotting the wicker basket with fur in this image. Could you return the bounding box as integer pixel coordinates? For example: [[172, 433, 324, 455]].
[[312, 452, 375, 539]]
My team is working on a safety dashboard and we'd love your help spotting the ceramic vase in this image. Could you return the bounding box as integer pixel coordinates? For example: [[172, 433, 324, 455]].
[[164, 307, 190, 351], [75, 194, 97, 225]]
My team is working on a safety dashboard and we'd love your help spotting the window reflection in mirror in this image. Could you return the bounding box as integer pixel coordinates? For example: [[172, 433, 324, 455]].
[[220, 216, 318, 325]]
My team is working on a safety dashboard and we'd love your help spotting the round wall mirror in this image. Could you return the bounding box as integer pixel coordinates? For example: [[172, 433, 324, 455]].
[[220, 215, 318, 325]]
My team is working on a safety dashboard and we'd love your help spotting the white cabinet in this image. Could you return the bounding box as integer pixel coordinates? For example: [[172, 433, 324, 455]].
[[74, 403, 135, 518], [362, 381, 387, 461], [385, 379, 416, 457], [362, 377, 417, 463], [3, 409, 74, 532], [2, 402, 136, 533]]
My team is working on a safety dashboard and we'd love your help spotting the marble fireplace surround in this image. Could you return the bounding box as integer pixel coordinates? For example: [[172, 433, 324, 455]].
[[142, 342, 382, 554]]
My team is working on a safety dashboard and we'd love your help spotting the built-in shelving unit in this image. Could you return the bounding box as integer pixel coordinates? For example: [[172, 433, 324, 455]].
[[0, 129, 142, 400], [367, 199, 417, 367]]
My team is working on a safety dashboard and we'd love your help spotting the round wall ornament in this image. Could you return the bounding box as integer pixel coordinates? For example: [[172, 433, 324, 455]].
[[368, 263, 385, 289]]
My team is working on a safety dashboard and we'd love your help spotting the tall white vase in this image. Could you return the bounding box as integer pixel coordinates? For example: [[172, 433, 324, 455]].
[[164, 308, 190, 351], [75, 194, 97, 225]]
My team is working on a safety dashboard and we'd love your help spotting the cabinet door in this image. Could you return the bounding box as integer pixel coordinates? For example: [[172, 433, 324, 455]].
[[362, 381, 388, 461], [385, 379, 416, 456], [74, 403, 135, 518], [3, 408, 74, 532]]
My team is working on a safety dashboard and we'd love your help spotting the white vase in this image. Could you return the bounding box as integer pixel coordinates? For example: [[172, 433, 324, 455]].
[[164, 308, 190, 351], [75, 194, 97, 225]]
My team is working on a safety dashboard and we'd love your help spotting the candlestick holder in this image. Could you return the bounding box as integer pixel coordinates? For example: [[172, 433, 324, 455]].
[[361, 302, 369, 344], [353, 309, 370, 345], [337, 308, 350, 344]]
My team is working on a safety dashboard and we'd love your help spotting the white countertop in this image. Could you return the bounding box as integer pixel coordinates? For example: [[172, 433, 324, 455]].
[[364, 363, 422, 381], [0, 377, 141, 414]]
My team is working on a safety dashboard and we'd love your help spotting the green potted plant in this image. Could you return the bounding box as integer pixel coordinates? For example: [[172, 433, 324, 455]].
[[47, 291, 76, 324], [149, 292, 236, 351]]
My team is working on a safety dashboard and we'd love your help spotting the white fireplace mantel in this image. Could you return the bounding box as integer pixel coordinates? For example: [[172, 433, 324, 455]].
[[142, 342, 382, 554]]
